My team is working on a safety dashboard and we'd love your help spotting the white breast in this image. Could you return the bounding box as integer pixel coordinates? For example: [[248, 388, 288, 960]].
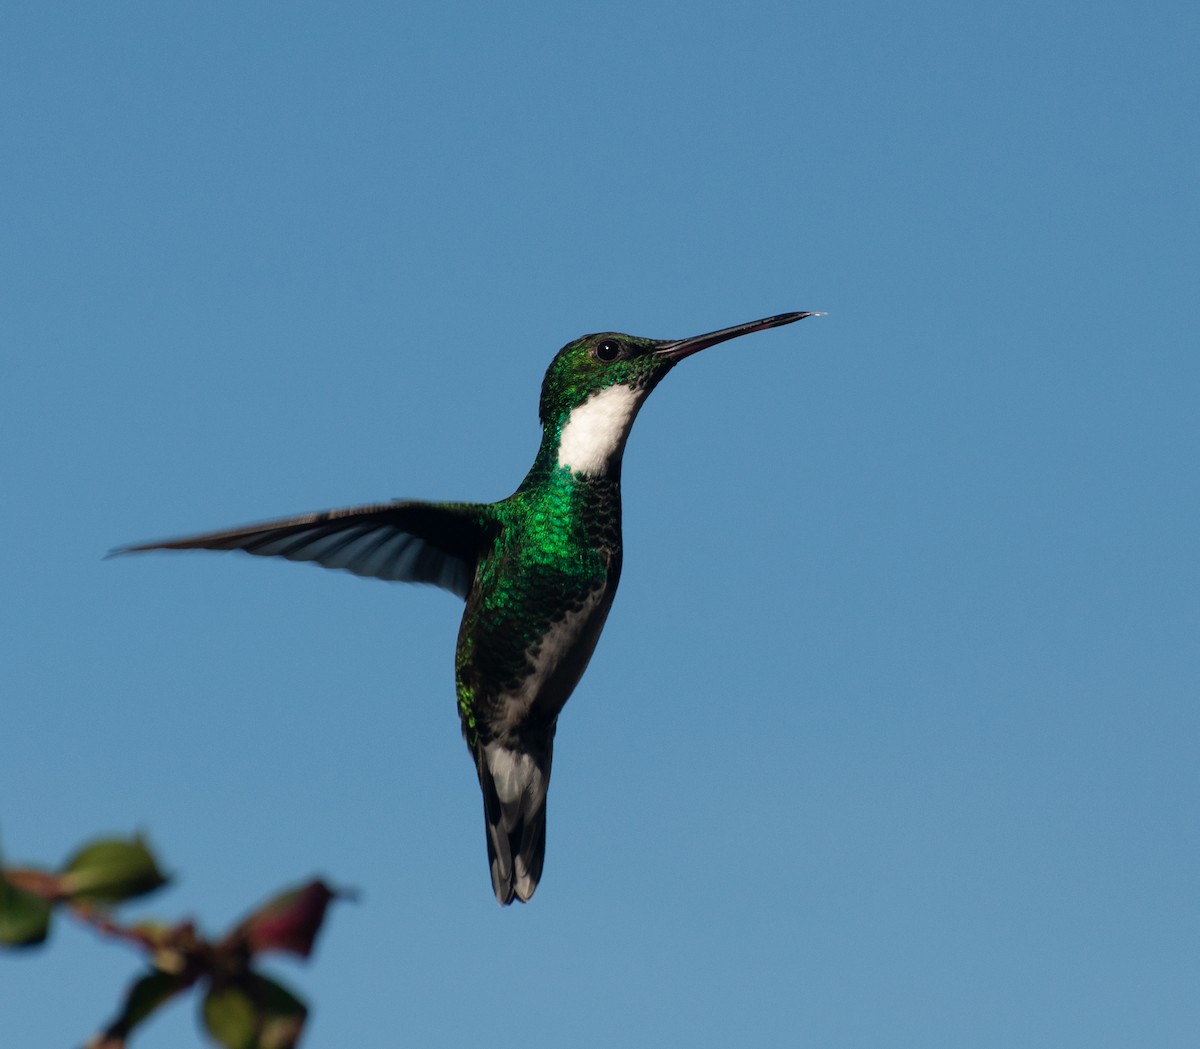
[[557, 384, 643, 476]]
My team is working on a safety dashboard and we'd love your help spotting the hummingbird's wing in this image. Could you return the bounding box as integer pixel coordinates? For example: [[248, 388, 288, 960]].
[[112, 501, 497, 600]]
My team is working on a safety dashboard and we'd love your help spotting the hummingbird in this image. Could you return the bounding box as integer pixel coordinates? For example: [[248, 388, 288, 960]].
[[117, 311, 820, 904]]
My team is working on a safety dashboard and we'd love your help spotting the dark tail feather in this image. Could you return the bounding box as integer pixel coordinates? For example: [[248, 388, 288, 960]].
[[478, 743, 552, 905]]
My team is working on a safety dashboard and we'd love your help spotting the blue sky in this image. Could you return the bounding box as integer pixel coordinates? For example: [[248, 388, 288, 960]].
[[2, 2, 1197, 1046]]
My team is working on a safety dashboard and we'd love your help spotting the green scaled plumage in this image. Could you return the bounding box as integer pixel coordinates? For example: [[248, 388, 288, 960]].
[[113, 311, 820, 905]]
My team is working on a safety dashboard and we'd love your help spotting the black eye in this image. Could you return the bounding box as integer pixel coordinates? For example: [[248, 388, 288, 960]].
[[595, 339, 622, 362]]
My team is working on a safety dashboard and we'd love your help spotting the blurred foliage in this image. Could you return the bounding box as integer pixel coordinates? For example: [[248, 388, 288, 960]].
[[1, 832, 345, 1049]]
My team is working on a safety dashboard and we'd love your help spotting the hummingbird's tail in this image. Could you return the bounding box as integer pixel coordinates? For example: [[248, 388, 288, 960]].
[[478, 742, 552, 905]]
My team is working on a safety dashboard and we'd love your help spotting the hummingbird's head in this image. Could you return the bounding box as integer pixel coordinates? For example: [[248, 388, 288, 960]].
[[536, 312, 820, 478]]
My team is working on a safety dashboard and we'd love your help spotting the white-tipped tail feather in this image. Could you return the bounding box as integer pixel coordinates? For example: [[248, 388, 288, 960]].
[[480, 743, 551, 905]]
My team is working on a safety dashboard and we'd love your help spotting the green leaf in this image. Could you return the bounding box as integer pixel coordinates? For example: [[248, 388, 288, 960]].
[[60, 835, 168, 905], [201, 976, 308, 1049], [0, 871, 53, 947], [91, 969, 191, 1046], [247, 974, 307, 1049], [203, 985, 258, 1049]]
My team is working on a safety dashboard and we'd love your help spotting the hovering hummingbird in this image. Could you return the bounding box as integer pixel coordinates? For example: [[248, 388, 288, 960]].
[[117, 311, 820, 904]]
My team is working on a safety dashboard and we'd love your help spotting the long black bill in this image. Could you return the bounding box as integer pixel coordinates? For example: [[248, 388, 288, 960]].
[[655, 311, 822, 362]]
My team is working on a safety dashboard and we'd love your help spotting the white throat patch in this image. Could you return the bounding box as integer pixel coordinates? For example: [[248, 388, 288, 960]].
[[557, 384, 643, 476]]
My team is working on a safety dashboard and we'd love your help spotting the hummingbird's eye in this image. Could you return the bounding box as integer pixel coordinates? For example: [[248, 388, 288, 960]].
[[594, 339, 622, 362]]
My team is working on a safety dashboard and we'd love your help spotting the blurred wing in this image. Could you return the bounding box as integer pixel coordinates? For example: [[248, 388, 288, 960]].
[[113, 500, 496, 600]]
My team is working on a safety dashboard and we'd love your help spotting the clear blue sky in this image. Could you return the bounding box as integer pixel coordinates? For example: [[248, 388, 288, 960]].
[[3, 3, 1196, 1046]]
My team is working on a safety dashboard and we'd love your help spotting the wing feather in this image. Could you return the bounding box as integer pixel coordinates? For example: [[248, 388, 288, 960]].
[[113, 500, 496, 600]]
